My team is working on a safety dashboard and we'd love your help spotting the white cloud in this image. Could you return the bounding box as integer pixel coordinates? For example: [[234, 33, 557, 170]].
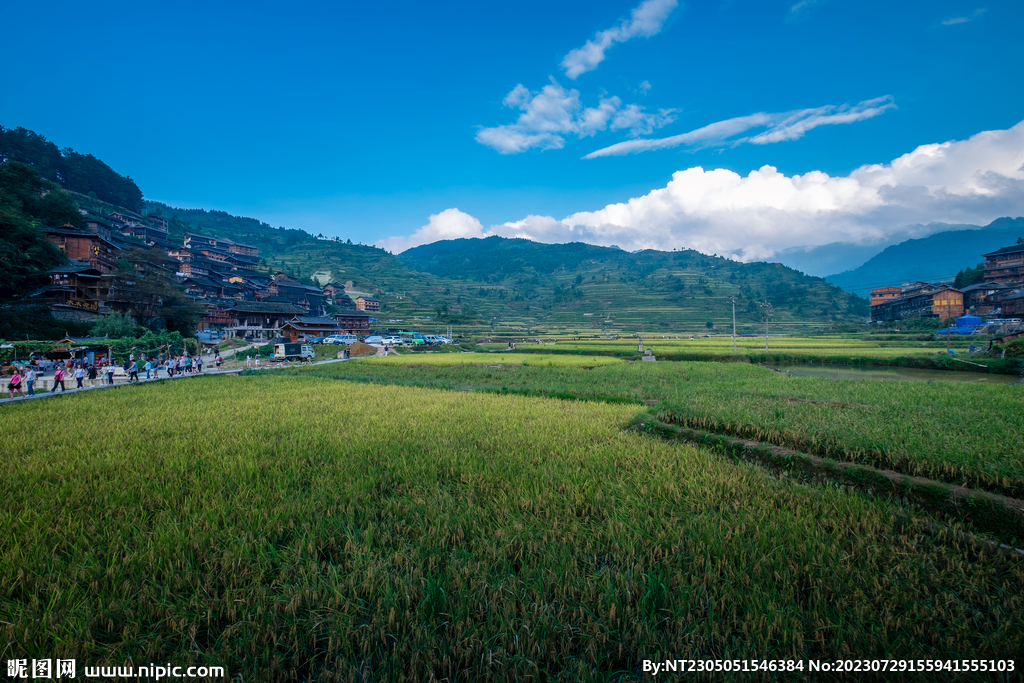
[[384, 121, 1024, 261], [638, 80, 652, 95], [942, 8, 986, 25], [561, 0, 678, 79], [377, 208, 486, 254], [584, 96, 896, 158], [499, 121, 1024, 262], [787, 0, 825, 20], [476, 80, 676, 154]]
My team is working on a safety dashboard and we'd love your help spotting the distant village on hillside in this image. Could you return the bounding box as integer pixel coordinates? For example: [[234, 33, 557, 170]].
[[868, 242, 1024, 323], [29, 208, 382, 342]]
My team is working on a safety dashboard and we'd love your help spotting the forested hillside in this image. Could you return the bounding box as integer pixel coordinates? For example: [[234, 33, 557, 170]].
[[395, 236, 869, 333], [0, 126, 144, 212]]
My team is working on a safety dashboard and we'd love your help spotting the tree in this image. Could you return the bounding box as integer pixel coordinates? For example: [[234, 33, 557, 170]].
[[0, 126, 143, 211], [90, 312, 139, 338], [706, 321, 714, 329], [0, 161, 71, 302], [108, 248, 202, 334], [953, 263, 985, 289]]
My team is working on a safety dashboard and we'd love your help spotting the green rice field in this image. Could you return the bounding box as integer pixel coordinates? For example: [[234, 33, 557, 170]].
[[284, 354, 1024, 499], [1, 365, 1021, 681], [480, 335, 989, 358]]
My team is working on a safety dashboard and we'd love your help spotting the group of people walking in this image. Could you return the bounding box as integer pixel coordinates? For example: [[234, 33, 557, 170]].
[[5, 358, 118, 398], [164, 353, 205, 377], [4, 347, 229, 400]]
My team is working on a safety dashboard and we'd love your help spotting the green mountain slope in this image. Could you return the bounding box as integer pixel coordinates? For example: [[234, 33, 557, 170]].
[[826, 217, 1024, 296], [398, 236, 869, 333]]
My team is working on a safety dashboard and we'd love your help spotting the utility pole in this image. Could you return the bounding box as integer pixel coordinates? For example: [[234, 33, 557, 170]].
[[729, 296, 737, 354], [760, 300, 773, 352]]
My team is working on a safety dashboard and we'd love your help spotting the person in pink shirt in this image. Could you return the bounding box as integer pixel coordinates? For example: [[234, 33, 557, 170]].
[[7, 369, 24, 398]]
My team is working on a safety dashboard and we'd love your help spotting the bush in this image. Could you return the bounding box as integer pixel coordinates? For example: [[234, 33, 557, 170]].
[[998, 339, 1024, 358], [90, 312, 141, 338]]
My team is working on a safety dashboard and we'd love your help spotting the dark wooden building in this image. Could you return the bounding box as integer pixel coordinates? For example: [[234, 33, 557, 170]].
[[280, 316, 344, 342], [982, 244, 1024, 284], [335, 311, 372, 334], [41, 225, 120, 273], [355, 296, 380, 312], [225, 301, 305, 339], [870, 284, 964, 322]]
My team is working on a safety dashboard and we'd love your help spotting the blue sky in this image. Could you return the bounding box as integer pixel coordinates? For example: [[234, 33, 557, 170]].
[[2, 0, 1023, 258]]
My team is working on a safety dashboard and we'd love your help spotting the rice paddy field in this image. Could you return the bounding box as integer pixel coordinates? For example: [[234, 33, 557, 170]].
[[2, 362, 1022, 681], [283, 354, 1024, 499], [478, 336, 995, 363]]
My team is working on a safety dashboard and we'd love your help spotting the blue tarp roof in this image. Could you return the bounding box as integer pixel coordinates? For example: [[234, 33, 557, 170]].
[[956, 315, 982, 326]]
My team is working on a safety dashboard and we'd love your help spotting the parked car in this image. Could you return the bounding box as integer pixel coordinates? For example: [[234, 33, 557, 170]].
[[363, 335, 384, 344], [381, 336, 402, 346], [324, 334, 358, 345]]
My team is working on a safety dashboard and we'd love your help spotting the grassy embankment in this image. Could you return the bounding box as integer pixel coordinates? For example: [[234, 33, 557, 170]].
[[1, 374, 1021, 681], [283, 355, 1024, 502], [475, 337, 1023, 374]]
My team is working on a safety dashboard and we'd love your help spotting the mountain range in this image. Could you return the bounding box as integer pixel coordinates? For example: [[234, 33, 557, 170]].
[[824, 217, 1024, 296], [769, 222, 984, 278]]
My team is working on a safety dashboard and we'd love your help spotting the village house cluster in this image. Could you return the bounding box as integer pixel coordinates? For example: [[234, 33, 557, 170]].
[[869, 242, 1024, 323], [26, 209, 380, 341]]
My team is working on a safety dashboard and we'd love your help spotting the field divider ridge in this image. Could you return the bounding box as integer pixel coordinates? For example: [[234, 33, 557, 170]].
[[628, 413, 1024, 550]]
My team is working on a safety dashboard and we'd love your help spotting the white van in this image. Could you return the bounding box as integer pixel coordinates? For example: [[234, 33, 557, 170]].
[[326, 334, 358, 345]]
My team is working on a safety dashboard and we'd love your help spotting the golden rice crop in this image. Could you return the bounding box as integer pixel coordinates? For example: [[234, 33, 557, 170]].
[[292, 357, 1024, 497], [0, 375, 1020, 682]]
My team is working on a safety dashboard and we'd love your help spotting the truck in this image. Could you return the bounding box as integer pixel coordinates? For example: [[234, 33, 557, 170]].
[[273, 343, 315, 362]]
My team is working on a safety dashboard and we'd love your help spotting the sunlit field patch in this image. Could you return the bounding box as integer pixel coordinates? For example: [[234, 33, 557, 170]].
[[373, 351, 624, 366], [290, 357, 1024, 498], [1, 375, 1020, 681], [479, 337, 980, 360]]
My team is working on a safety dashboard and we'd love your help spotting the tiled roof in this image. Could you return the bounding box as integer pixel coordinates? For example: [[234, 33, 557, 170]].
[[276, 280, 324, 293], [982, 244, 1024, 257], [228, 301, 305, 314], [183, 276, 224, 289], [293, 316, 337, 325], [48, 263, 101, 275], [959, 281, 1007, 292]]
